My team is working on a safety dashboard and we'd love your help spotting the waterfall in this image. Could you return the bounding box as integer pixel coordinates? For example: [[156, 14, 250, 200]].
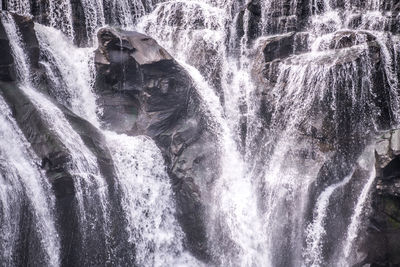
[[2, 13, 114, 264], [80, 0, 105, 42], [0, 12, 31, 83], [4, 0, 30, 15], [22, 83, 112, 245], [341, 150, 377, 263], [304, 170, 355, 266], [136, 0, 399, 265], [33, 13, 200, 267], [105, 132, 200, 267], [1, 0, 400, 266], [0, 95, 60, 266], [48, 0, 75, 40], [35, 24, 99, 126]]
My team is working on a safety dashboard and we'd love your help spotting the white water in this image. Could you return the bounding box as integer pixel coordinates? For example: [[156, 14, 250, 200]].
[[137, 0, 394, 265], [33, 15, 198, 266], [2, 12, 112, 260], [106, 132, 200, 267], [35, 24, 99, 126], [138, 2, 270, 264], [5, 0, 30, 15], [342, 150, 377, 262], [48, 0, 75, 40], [0, 12, 31, 83], [0, 95, 60, 266], [85, 0, 106, 42], [304, 168, 355, 266], [182, 63, 268, 266]]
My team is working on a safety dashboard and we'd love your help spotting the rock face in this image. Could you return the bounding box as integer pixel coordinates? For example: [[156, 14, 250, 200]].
[[94, 27, 220, 261], [359, 131, 400, 266], [250, 11, 400, 266]]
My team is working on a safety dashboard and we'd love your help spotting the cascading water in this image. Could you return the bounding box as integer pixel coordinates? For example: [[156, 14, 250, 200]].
[[137, 0, 400, 266], [33, 15, 201, 267], [3, 0, 30, 15], [105, 132, 200, 267], [1, 12, 115, 264], [0, 94, 60, 266], [48, 0, 74, 40], [35, 24, 99, 126], [1, 0, 400, 266]]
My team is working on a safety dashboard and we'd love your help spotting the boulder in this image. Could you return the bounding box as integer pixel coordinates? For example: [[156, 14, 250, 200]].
[[94, 27, 220, 262]]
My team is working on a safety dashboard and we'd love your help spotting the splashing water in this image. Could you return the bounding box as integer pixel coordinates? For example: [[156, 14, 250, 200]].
[[35, 24, 99, 126], [106, 132, 202, 267]]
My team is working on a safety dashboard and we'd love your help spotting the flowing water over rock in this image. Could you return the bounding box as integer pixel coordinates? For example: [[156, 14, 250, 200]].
[[1, 0, 400, 266]]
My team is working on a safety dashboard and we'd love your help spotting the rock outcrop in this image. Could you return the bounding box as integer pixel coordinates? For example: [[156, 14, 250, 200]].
[[94, 27, 220, 261]]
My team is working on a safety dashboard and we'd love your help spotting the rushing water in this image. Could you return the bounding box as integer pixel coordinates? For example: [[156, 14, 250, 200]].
[[1, 0, 399, 266], [0, 93, 60, 266]]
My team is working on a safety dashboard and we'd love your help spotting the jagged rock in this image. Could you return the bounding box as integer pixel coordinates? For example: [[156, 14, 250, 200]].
[[94, 27, 220, 262]]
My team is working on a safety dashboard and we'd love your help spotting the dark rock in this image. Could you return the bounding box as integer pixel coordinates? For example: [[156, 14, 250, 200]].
[[69, 0, 88, 47], [245, 0, 262, 43], [30, 0, 50, 25], [262, 32, 297, 63], [0, 13, 16, 81], [12, 13, 40, 69], [94, 27, 220, 262], [357, 137, 400, 266]]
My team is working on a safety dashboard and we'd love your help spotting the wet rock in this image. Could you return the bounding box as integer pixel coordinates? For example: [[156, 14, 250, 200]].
[[69, 0, 88, 46], [245, 0, 262, 43], [94, 27, 220, 262], [359, 135, 400, 266], [0, 13, 16, 81], [262, 32, 297, 63], [12, 13, 40, 69]]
